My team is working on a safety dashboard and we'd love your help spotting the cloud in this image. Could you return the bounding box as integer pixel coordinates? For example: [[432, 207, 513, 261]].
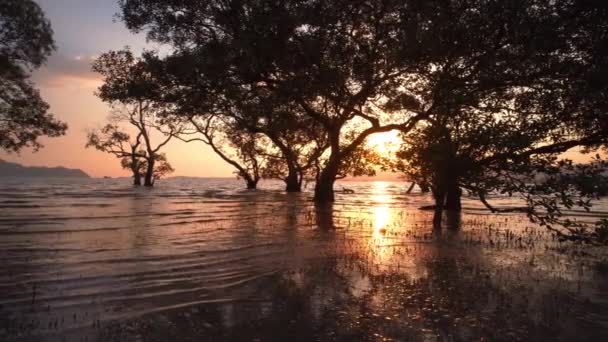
[[32, 53, 101, 88]]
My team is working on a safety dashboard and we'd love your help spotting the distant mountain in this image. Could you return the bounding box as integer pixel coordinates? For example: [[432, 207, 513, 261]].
[[0, 160, 90, 178]]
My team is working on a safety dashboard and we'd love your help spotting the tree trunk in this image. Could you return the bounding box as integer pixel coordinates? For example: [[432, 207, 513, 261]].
[[246, 178, 258, 190], [432, 186, 446, 229], [133, 171, 141, 186], [406, 182, 416, 194], [419, 181, 431, 193], [445, 181, 462, 211], [314, 160, 339, 203], [285, 167, 301, 192], [432, 169, 461, 228], [442, 165, 462, 210], [131, 158, 141, 186], [444, 180, 461, 230], [314, 132, 340, 203], [144, 158, 155, 187], [314, 176, 336, 203], [273, 141, 301, 193]]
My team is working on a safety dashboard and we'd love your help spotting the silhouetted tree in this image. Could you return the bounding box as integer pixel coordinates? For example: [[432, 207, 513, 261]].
[[118, 0, 429, 203], [120, 152, 174, 185], [0, 0, 67, 152], [179, 114, 267, 189], [396, 118, 608, 242], [139, 49, 330, 192], [91, 49, 182, 186], [87, 123, 174, 185], [226, 93, 329, 192], [118, 0, 608, 234], [390, 0, 608, 241], [334, 145, 381, 181], [86, 123, 144, 185]]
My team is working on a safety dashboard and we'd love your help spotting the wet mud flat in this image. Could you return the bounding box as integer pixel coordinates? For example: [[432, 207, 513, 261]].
[[1, 179, 607, 341]]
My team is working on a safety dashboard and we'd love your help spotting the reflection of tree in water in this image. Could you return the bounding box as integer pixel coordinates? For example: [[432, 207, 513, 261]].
[[314, 202, 336, 230], [99, 256, 605, 341], [96, 203, 607, 342], [338, 232, 606, 342]]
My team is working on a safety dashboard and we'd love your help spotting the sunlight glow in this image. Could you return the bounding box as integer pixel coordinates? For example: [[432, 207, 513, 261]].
[[366, 131, 402, 157], [373, 206, 390, 235], [367, 181, 398, 269], [371, 181, 391, 238]]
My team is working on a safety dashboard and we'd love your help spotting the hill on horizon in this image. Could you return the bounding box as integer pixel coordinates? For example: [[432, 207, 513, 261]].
[[0, 160, 90, 178]]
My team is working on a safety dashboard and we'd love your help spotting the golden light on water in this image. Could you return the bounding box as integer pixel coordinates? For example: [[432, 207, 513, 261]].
[[371, 181, 392, 233], [373, 205, 390, 236], [370, 182, 393, 267], [368, 181, 422, 274]]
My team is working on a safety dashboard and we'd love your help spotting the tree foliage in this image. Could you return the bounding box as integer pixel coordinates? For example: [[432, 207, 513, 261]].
[[86, 121, 175, 186], [89, 49, 182, 186], [222, 91, 329, 191], [117, 0, 608, 242], [389, 0, 608, 242], [120, 152, 174, 185], [118, 0, 431, 201], [0, 0, 67, 152], [178, 114, 269, 189]]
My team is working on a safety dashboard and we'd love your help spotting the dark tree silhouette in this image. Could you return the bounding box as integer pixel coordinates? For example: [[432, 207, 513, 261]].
[[86, 122, 175, 186], [332, 144, 381, 182], [86, 123, 145, 185], [133, 42, 330, 192], [0, 0, 67, 152], [389, 0, 608, 241], [90, 50, 182, 186], [117, 0, 608, 238], [225, 93, 329, 192], [118, 0, 429, 203], [121, 152, 174, 186], [178, 114, 268, 190]]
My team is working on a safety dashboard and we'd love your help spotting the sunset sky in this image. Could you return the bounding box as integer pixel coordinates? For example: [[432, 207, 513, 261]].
[[0, 0, 239, 178]]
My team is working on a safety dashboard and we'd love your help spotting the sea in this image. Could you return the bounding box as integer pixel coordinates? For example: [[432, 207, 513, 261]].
[[1, 177, 607, 341]]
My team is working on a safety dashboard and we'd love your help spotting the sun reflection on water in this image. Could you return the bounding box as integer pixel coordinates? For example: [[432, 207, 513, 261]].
[[373, 205, 390, 237], [368, 182, 396, 268], [371, 181, 391, 237]]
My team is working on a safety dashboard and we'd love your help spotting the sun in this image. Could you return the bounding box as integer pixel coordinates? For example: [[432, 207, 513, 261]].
[[366, 130, 402, 157]]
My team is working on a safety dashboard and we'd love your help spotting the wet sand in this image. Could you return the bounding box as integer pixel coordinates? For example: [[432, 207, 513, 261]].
[[1, 178, 607, 341]]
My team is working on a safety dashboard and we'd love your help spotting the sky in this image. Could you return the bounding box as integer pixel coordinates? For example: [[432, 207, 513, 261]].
[[0, 0, 237, 178]]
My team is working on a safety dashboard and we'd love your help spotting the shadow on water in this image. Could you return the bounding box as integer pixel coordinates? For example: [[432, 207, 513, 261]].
[[432, 209, 462, 232], [0, 179, 607, 341], [314, 202, 336, 230]]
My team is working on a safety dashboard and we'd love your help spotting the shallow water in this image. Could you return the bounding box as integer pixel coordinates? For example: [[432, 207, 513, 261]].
[[0, 177, 607, 341]]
